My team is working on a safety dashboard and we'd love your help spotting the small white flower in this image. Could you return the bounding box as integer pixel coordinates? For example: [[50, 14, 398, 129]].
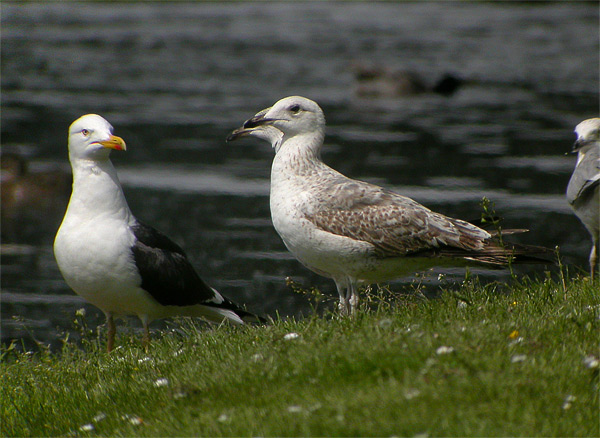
[[173, 391, 187, 400], [562, 395, 576, 410], [122, 414, 143, 426], [153, 378, 169, 387], [509, 337, 524, 346], [92, 412, 106, 423], [137, 357, 152, 364], [308, 403, 322, 413], [404, 388, 421, 400], [287, 405, 303, 413], [457, 301, 468, 309], [436, 346, 454, 355], [378, 318, 393, 328], [217, 413, 229, 423], [251, 353, 264, 362], [283, 332, 300, 340], [79, 423, 94, 432], [583, 355, 599, 370], [511, 354, 527, 363]]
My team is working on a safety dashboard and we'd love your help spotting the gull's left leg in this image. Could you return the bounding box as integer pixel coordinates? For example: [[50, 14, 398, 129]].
[[106, 313, 116, 353], [348, 281, 359, 316], [334, 279, 350, 316], [590, 240, 598, 280], [140, 315, 151, 351]]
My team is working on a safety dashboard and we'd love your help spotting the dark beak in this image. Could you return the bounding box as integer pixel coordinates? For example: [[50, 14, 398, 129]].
[[227, 109, 280, 142], [571, 138, 587, 153], [226, 126, 251, 142]]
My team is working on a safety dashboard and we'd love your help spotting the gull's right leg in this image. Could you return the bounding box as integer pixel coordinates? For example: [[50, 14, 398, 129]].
[[140, 315, 151, 352], [590, 241, 598, 281], [106, 313, 116, 353], [348, 281, 359, 316], [334, 279, 350, 316]]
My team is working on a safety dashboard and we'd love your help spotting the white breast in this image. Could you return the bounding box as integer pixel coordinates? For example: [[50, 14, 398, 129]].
[[270, 159, 374, 281], [53, 158, 150, 315], [55, 207, 140, 303]]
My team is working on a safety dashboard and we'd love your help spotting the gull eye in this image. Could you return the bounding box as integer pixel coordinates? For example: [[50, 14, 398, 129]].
[[81, 129, 91, 137], [289, 104, 301, 114]]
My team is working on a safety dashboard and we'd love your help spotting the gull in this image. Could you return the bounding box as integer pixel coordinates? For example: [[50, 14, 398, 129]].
[[227, 96, 553, 315], [54, 114, 263, 352], [566, 118, 600, 280]]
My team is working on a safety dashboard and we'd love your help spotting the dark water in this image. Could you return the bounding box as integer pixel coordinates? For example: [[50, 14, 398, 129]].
[[2, 2, 598, 350]]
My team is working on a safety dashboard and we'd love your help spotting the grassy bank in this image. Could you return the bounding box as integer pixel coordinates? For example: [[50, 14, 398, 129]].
[[1, 275, 598, 437]]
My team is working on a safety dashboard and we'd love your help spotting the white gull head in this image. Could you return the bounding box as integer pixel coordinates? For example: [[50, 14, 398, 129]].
[[227, 96, 325, 154], [68, 114, 126, 163], [573, 118, 600, 155]]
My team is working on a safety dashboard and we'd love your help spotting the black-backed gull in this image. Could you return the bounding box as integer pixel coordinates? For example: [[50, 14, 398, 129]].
[[54, 114, 262, 352]]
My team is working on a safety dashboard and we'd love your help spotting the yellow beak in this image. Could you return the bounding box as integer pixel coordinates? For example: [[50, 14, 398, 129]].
[[98, 135, 126, 151]]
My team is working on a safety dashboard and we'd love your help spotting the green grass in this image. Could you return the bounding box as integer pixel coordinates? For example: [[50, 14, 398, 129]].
[[1, 274, 598, 437]]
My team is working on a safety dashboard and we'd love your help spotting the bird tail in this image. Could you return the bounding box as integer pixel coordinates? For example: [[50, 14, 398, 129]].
[[203, 296, 268, 325], [236, 308, 269, 325], [463, 240, 556, 266], [415, 238, 556, 268], [463, 216, 554, 265]]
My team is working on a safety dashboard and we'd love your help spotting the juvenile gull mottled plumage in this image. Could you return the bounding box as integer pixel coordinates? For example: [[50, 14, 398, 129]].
[[566, 118, 600, 279], [54, 114, 262, 352], [228, 96, 553, 315]]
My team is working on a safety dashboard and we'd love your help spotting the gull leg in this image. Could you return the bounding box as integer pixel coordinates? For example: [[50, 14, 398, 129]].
[[106, 313, 116, 353], [344, 294, 352, 316], [141, 316, 151, 351], [348, 281, 359, 316], [335, 280, 350, 316], [590, 241, 598, 281]]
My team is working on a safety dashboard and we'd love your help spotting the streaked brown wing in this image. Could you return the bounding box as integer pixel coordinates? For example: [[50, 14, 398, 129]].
[[307, 180, 490, 258]]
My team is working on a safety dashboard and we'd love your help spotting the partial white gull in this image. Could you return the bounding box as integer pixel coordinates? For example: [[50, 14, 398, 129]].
[[54, 114, 263, 352], [228, 96, 553, 315], [566, 118, 600, 279]]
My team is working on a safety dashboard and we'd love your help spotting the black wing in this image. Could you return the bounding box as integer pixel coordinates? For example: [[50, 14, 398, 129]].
[[130, 221, 227, 307]]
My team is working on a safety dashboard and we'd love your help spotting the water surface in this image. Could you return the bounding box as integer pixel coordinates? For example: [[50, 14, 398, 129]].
[[2, 2, 598, 349]]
